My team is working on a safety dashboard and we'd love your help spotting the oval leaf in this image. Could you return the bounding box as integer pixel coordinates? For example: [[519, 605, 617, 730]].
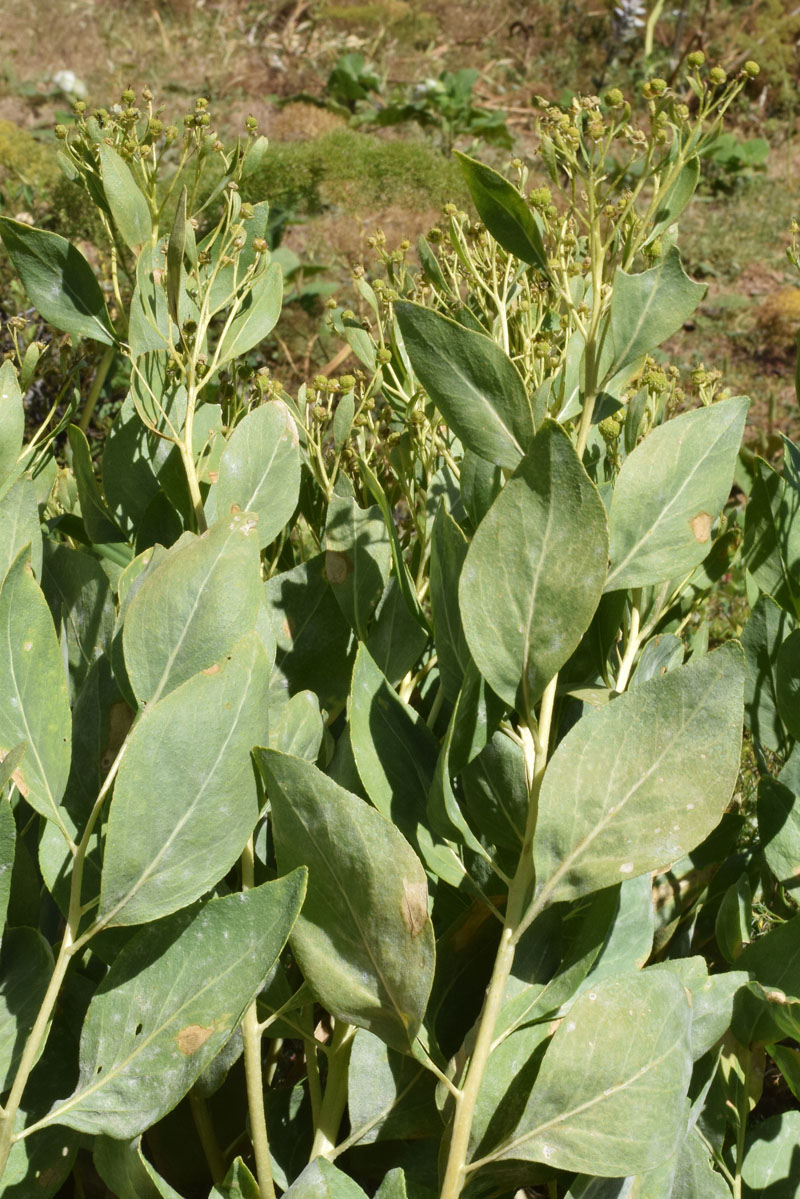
[[98, 143, 153, 251], [215, 401, 301, 550], [0, 217, 115, 345], [395, 301, 534, 471], [100, 632, 271, 926], [0, 361, 24, 494], [217, 262, 283, 364], [605, 395, 749, 591], [534, 644, 744, 905], [257, 749, 435, 1052], [0, 549, 72, 840], [123, 510, 262, 706], [455, 151, 549, 273], [42, 873, 306, 1137], [460, 420, 608, 711]]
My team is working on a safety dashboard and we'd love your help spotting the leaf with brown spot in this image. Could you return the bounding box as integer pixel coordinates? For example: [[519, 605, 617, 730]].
[[325, 550, 352, 585], [606, 395, 748, 590], [39, 871, 306, 1137], [177, 1024, 214, 1055], [690, 512, 712, 543], [401, 880, 429, 937]]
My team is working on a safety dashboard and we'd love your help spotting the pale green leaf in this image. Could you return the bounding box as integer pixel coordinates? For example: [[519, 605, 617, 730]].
[[460, 420, 608, 710], [0, 478, 42, 582], [93, 1135, 183, 1199], [284, 1158, 368, 1198], [741, 1110, 800, 1197], [215, 400, 301, 550], [98, 143, 153, 251], [743, 457, 800, 615], [217, 262, 282, 364], [123, 511, 262, 706], [395, 301, 534, 471], [0, 360, 24, 493], [0, 218, 115, 345], [600, 249, 705, 384], [534, 645, 744, 905], [0, 550, 72, 840], [100, 632, 271, 925], [741, 594, 790, 752], [269, 690, 324, 761], [347, 1029, 437, 1146], [605, 396, 748, 591], [67, 424, 125, 545], [258, 749, 435, 1052], [491, 971, 692, 1176]]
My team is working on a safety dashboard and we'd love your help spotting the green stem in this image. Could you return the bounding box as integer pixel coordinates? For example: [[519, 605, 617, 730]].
[[241, 838, 276, 1199], [78, 345, 116, 433], [439, 677, 558, 1199], [310, 1021, 356, 1160], [189, 1088, 226, 1186]]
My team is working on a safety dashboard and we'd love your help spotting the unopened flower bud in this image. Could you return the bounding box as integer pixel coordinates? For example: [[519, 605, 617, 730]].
[[376, 348, 392, 364], [743, 60, 760, 77], [709, 66, 727, 85], [687, 50, 705, 68], [604, 88, 624, 108], [122, 88, 136, 104], [55, 125, 68, 140]]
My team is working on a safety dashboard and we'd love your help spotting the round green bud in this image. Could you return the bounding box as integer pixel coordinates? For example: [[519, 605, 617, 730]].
[[599, 415, 622, 441], [55, 124, 68, 140], [73, 100, 86, 114], [312, 375, 328, 389], [252, 237, 268, 253], [709, 66, 727, 85], [122, 88, 136, 104], [376, 348, 392, 365], [240, 202, 254, 219], [687, 50, 705, 68], [245, 114, 258, 131], [195, 97, 209, 109], [149, 118, 163, 136], [743, 60, 760, 77], [650, 77, 667, 95], [338, 375, 356, 390]]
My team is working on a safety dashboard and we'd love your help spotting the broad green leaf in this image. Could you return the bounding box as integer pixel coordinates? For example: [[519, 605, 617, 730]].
[[776, 627, 800, 739], [430, 505, 470, 700], [258, 749, 436, 1052], [214, 400, 301, 550], [0, 217, 115, 345], [395, 301, 534, 471], [758, 777, 800, 887], [42, 542, 115, 697], [0, 927, 54, 1089], [600, 249, 705, 384], [98, 143, 153, 251], [741, 594, 790, 752], [715, 872, 752, 963], [347, 1029, 437, 1145], [534, 644, 744, 905], [428, 691, 491, 858], [94, 1135, 183, 1199], [651, 958, 747, 1061], [0, 477, 42, 582], [217, 262, 283, 364], [461, 447, 502, 529], [741, 1110, 800, 1197], [736, 913, 800, 1001], [460, 420, 608, 711], [579, 872, 654, 987], [605, 397, 748, 591], [100, 632, 270, 926], [743, 457, 800, 615], [102, 394, 174, 536], [359, 458, 429, 634], [667, 1125, 732, 1199], [454, 151, 548, 272], [67, 424, 125, 544], [325, 494, 391, 639], [266, 552, 355, 714], [43, 873, 306, 1137], [0, 550, 72, 840], [491, 971, 692, 1175], [284, 1158, 368, 1198], [0, 360, 24, 493], [349, 644, 466, 888], [123, 511, 262, 706], [269, 690, 324, 761]]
